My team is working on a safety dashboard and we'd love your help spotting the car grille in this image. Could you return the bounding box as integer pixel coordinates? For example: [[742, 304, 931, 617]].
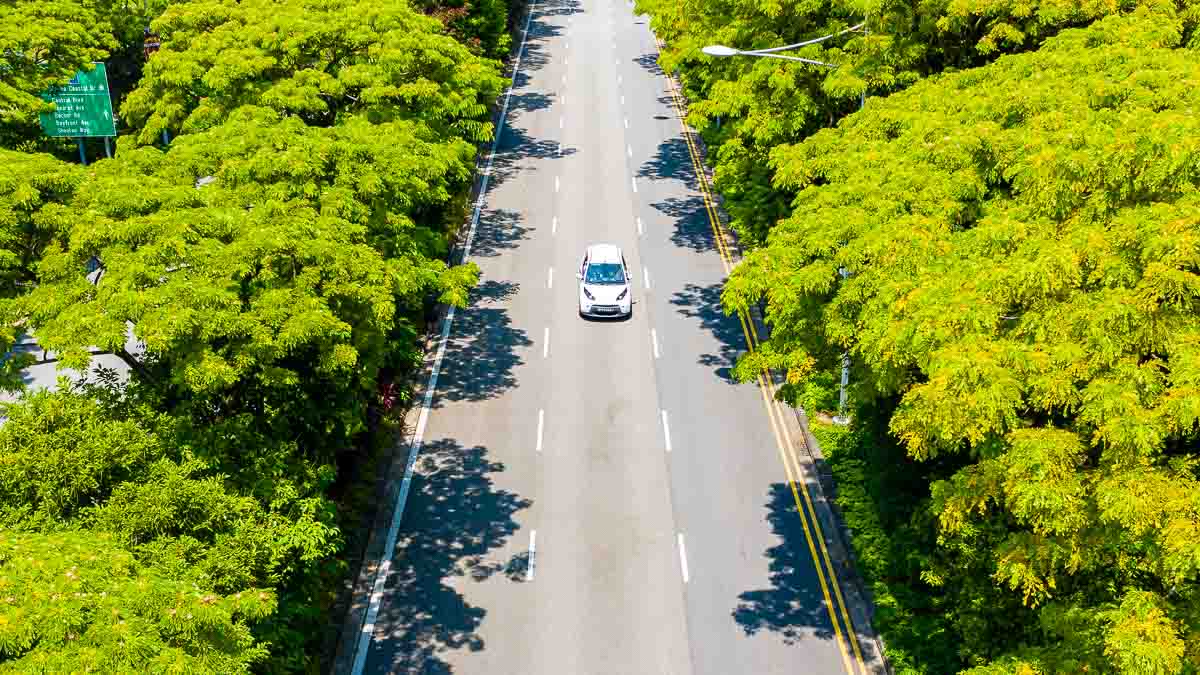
[[591, 304, 620, 314]]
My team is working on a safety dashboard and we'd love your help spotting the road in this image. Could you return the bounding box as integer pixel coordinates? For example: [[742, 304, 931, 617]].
[[354, 0, 875, 672]]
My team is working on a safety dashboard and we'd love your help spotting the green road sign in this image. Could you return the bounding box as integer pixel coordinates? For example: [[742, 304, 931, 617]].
[[39, 63, 116, 138]]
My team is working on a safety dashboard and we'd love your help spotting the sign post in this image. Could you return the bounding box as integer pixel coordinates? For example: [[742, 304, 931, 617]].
[[39, 63, 117, 164]]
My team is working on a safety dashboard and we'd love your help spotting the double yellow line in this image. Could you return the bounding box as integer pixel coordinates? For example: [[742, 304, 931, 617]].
[[656, 40, 868, 675]]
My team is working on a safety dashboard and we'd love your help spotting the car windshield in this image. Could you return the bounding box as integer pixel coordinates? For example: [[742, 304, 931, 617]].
[[585, 262, 625, 284]]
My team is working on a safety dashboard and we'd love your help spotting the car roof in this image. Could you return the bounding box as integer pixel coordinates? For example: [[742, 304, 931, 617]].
[[587, 243, 623, 264]]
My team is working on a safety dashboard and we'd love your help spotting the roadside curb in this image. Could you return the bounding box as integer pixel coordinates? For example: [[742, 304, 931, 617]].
[[656, 48, 892, 675]]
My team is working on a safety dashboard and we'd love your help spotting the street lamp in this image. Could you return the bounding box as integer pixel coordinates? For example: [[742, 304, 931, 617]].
[[702, 22, 867, 425]]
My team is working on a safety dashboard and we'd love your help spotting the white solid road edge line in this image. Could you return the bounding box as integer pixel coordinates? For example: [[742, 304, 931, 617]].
[[678, 533, 690, 583], [543, 327, 550, 358], [536, 409, 545, 452], [349, 4, 539, 675], [662, 409, 672, 452], [527, 530, 538, 581], [651, 328, 660, 359]]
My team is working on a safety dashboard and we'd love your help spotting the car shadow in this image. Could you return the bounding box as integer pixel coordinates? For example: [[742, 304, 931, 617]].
[[364, 438, 533, 674], [578, 311, 634, 323], [668, 282, 742, 384], [733, 482, 839, 644]]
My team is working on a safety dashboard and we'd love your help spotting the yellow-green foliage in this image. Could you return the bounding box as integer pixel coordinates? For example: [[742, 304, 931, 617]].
[[725, 10, 1200, 672]]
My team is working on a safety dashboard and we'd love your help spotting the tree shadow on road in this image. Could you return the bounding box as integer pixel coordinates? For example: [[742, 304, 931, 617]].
[[668, 282, 742, 384], [633, 52, 665, 77], [469, 209, 530, 259], [637, 136, 693, 183], [431, 280, 531, 408], [365, 439, 533, 674], [536, 0, 583, 18], [640, 137, 719, 254], [733, 482, 839, 644], [487, 123, 577, 189]]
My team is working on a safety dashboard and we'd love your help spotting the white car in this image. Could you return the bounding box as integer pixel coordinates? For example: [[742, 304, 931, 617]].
[[576, 243, 632, 318]]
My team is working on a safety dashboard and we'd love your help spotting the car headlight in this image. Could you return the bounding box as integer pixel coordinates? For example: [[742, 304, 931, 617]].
[[583, 287, 595, 300], [616, 288, 628, 301]]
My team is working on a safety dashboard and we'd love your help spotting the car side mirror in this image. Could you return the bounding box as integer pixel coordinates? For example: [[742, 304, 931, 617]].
[[576, 273, 583, 280]]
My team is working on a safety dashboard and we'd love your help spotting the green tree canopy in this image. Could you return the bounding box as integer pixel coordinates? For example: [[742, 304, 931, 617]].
[[120, 0, 505, 144], [0, 149, 83, 298], [15, 106, 478, 443], [0, 530, 273, 674], [0, 1, 116, 145], [724, 10, 1200, 671]]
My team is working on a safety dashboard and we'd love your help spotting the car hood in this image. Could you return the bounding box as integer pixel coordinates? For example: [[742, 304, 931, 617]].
[[581, 282, 628, 303]]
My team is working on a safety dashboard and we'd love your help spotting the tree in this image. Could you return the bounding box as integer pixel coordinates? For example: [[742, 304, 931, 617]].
[[15, 106, 478, 445], [0, 149, 83, 298], [120, 0, 505, 144], [0, 387, 341, 671], [634, 0, 1200, 245], [724, 9, 1200, 671], [0, 1, 116, 146], [0, 530, 274, 674]]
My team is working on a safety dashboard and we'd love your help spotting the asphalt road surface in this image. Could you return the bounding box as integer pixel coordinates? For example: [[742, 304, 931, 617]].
[[356, 0, 873, 672]]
